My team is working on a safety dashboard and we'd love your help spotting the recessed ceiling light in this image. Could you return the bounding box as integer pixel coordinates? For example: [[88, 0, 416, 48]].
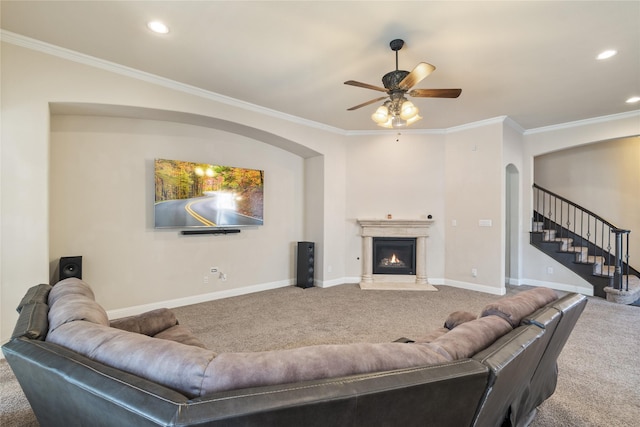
[[626, 96, 640, 104], [147, 21, 169, 34], [596, 49, 617, 60]]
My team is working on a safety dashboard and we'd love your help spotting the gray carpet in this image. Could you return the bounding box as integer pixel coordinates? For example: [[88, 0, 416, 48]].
[[2, 284, 639, 426]]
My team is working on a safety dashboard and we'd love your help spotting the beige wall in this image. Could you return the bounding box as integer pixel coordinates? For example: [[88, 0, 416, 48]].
[[534, 136, 640, 267], [0, 41, 347, 341], [344, 132, 447, 282], [445, 121, 505, 294], [50, 115, 306, 309], [2, 36, 638, 343]]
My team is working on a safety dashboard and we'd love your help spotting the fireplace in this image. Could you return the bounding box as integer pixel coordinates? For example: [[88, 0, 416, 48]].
[[357, 219, 436, 290], [373, 237, 416, 275]]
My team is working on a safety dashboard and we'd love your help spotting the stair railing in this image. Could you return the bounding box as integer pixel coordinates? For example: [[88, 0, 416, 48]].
[[532, 184, 631, 291]]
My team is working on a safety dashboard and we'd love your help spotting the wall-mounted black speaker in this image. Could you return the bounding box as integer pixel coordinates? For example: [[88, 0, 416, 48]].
[[296, 242, 314, 288], [59, 256, 82, 281]]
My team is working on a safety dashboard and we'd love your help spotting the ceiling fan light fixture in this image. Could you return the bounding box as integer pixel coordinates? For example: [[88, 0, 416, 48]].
[[346, 39, 461, 129], [377, 117, 394, 128], [399, 100, 419, 120], [392, 116, 407, 128], [371, 105, 390, 124], [406, 114, 422, 126]]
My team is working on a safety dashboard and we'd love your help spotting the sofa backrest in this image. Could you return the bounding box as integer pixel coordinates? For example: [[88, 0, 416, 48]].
[[471, 323, 549, 427], [470, 290, 587, 427], [466, 286, 559, 426], [512, 292, 588, 426]]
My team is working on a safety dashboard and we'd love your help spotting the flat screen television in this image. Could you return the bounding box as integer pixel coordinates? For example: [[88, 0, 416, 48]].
[[154, 158, 264, 229]]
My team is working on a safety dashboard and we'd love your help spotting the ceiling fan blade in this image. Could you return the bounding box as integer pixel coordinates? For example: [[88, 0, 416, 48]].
[[344, 80, 388, 93], [398, 62, 436, 90], [347, 96, 388, 111], [409, 88, 462, 98]]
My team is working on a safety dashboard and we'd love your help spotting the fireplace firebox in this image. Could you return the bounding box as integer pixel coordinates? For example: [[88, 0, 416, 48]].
[[372, 237, 416, 275]]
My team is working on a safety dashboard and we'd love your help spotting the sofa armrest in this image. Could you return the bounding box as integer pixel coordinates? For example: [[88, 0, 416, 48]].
[[2, 337, 188, 427], [16, 284, 52, 313], [11, 302, 49, 340]]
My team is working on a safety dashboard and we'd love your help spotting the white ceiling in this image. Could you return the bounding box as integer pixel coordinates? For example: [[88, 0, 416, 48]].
[[1, 1, 639, 132]]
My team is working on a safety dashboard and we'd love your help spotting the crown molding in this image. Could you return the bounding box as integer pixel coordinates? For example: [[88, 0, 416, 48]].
[[445, 116, 510, 133], [523, 110, 640, 135], [2, 30, 635, 138], [0, 30, 345, 135]]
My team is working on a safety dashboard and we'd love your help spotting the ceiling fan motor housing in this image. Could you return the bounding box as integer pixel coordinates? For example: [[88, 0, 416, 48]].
[[382, 70, 410, 91]]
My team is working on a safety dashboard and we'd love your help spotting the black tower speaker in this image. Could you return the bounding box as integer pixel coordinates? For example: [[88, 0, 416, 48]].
[[59, 256, 82, 281], [296, 242, 314, 288]]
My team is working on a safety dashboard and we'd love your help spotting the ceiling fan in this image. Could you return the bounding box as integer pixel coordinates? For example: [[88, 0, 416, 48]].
[[344, 39, 461, 128]]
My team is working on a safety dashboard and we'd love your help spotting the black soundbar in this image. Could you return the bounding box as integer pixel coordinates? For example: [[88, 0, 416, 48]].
[[181, 229, 241, 235]]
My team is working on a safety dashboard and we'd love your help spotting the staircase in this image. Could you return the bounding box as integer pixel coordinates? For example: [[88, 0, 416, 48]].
[[530, 184, 640, 306]]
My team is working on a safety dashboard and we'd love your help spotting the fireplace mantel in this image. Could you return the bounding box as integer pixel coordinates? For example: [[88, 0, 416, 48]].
[[358, 219, 433, 237], [357, 219, 436, 291]]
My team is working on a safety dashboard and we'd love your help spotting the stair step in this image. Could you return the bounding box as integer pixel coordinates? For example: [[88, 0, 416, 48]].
[[604, 275, 640, 305], [567, 247, 590, 262], [554, 237, 574, 251], [532, 221, 544, 232], [595, 265, 616, 277], [581, 255, 605, 265]]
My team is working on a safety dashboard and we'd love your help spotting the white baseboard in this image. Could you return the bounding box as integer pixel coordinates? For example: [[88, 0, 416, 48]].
[[315, 276, 359, 288], [518, 278, 594, 296], [441, 279, 507, 296], [106, 279, 293, 319]]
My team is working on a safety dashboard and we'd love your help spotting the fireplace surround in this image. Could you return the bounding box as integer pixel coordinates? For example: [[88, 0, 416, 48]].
[[358, 219, 436, 290]]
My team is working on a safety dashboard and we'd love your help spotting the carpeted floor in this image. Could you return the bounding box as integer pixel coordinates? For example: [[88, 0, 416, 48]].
[[1, 284, 639, 426]]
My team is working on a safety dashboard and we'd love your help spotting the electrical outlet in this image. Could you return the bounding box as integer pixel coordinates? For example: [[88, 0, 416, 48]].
[[547, 267, 554, 274], [210, 267, 218, 274], [203, 275, 209, 284], [471, 268, 478, 277]]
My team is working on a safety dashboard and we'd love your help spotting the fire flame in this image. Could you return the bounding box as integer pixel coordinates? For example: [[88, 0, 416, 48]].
[[390, 253, 400, 264]]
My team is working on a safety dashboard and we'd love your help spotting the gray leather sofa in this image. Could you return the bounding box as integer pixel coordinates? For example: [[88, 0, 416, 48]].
[[3, 279, 586, 427]]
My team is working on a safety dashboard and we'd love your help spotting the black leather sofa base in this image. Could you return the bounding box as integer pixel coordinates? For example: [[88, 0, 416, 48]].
[[4, 338, 489, 427]]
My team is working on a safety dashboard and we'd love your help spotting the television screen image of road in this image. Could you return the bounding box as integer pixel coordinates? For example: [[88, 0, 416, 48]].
[[154, 159, 264, 228]]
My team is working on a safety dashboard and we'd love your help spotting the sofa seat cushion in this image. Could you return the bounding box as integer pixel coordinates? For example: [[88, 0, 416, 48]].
[[431, 315, 513, 360], [46, 320, 217, 398], [110, 308, 178, 336], [201, 341, 452, 393], [481, 287, 558, 327]]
